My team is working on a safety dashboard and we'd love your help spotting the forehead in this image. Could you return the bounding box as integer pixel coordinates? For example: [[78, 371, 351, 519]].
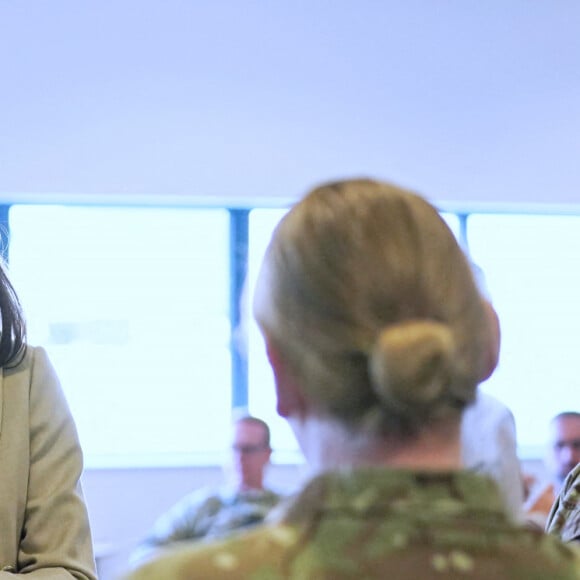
[[551, 416, 580, 441], [233, 421, 267, 443]]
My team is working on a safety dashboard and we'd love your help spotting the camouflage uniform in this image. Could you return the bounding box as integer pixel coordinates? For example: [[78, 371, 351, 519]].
[[131, 486, 281, 565], [126, 468, 580, 579], [547, 463, 580, 542]]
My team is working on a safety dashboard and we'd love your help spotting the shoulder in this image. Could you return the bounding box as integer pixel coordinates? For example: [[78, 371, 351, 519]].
[[535, 531, 580, 574], [461, 392, 516, 464], [8, 345, 83, 459], [23, 346, 72, 412], [0, 347, 58, 448], [462, 391, 514, 425], [2, 345, 56, 387], [547, 464, 580, 541], [0, 346, 54, 419], [125, 524, 296, 580], [255, 487, 283, 504], [562, 465, 580, 499]]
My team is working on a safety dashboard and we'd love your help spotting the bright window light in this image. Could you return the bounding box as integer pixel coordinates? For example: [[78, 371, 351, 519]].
[[9, 205, 232, 468], [468, 213, 580, 458], [247, 208, 300, 462]]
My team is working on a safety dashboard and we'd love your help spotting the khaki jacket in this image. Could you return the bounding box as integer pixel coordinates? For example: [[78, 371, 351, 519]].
[[0, 346, 96, 579]]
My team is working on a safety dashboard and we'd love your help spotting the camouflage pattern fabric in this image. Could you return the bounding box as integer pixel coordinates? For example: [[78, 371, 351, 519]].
[[126, 468, 580, 579], [547, 463, 580, 542]]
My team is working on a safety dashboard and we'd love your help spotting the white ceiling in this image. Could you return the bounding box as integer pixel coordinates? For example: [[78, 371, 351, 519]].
[[1, 1, 579, 208]]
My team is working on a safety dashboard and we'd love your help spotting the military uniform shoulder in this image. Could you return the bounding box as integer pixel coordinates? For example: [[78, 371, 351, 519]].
[[564, 465, 580, 497], [547, 465, 580, 542], [124, 524, 298, 580]]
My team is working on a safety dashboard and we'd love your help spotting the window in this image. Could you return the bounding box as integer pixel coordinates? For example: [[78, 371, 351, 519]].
[[9, 205, 232, 467], [468, 213, 580, 457], [6, 201, 579, 466]]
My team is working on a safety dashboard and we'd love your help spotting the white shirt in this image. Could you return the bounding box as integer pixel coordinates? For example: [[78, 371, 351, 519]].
[[461, 391, 524, 521]]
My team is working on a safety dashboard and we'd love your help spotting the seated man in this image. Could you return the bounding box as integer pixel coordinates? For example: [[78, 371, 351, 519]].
[[547, 462, 580, 542], [524, 411, 580, 527], [130, 415, 282, 565]]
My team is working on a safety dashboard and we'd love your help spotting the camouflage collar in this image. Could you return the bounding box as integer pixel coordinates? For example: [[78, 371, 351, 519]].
[[278, 468, 507, 527]]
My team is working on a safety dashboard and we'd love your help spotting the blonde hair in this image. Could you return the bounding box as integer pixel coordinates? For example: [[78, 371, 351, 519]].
[[253, 179, 489, 438]]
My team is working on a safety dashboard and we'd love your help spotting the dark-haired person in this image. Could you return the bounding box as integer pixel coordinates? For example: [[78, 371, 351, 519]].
[[127, 179, 580, 579], [0, 264, 96, 578]]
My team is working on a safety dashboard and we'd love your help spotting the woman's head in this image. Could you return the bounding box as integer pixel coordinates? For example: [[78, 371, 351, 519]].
[[254, 179, 495, 439]]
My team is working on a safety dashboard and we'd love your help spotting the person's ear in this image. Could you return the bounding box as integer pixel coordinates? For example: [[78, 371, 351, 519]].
[[480, 300, 500, 382], [265, 339, 307, 419]]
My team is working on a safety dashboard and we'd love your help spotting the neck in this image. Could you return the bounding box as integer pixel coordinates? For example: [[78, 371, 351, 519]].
[[290, 415, 462, 475]]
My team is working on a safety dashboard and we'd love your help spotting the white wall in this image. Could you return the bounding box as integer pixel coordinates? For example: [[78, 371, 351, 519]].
[[1, 1, 580, 208]]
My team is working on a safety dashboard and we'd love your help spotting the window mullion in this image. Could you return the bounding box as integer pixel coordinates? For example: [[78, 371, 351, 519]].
[[0, 205, 12, 264], [229, 209, 250, 410]]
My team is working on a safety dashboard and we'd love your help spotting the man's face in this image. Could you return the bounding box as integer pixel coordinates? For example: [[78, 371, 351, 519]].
[[548, 416, 580, 485], [230, 421, 271, 491]]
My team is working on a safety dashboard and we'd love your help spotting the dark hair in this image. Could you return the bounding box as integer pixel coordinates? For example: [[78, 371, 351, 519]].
[[0, 264, 26, 368]]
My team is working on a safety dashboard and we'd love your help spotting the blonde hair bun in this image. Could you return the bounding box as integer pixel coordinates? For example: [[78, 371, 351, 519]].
[[369, 320, 456, 414]]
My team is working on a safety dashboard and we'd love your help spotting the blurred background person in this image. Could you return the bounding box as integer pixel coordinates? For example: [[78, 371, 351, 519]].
[[547, 412, 580, 487], [525, 411, 580, 527], [126, 178, 580, 579], [130, 414, 281, 566]]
